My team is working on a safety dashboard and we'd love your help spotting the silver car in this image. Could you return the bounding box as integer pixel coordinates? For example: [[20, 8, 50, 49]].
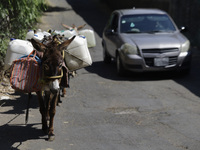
[[102, 8, 192, 76]]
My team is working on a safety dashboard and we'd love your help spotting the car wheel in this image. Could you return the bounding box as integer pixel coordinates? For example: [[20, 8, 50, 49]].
[[116, 54, 126, 76], [103, 44, 111, 64]]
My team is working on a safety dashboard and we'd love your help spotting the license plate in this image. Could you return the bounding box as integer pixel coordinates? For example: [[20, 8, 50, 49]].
[[154, 57, 169, 66]]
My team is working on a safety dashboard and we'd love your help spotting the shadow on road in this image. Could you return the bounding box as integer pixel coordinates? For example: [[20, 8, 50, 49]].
[[66, 0, 111, 37], [67, 0, 200, 98], [0, 123, 45, 150], [0, 93, 38, 115], [86, 61, 190, 81], [46, 6, 72, 12], [0, 93, 46, 149], [85, 56, 200, 98], [174, 49, 200, 97]]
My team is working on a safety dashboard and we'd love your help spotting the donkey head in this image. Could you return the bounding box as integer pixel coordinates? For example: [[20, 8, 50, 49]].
[[31, 35, 75, 93]]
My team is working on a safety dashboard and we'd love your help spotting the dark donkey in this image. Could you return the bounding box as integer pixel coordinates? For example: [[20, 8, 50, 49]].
[[30, 35, 75, 141]]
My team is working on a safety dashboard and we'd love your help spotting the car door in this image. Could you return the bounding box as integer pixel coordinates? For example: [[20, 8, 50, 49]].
[[104, 13, 120, 58]]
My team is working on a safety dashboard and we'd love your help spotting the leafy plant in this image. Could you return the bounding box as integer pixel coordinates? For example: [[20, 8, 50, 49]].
[[0, 0, 47, 67]]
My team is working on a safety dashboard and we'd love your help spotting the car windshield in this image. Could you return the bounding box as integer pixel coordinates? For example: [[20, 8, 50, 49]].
[[120, 14, 176, 33]]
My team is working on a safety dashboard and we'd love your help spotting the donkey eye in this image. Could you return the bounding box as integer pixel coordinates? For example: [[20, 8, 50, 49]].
[[44, 64, 49, 70]]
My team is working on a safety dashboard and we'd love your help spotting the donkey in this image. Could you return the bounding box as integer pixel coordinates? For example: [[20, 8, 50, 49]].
[[62, 23, 86, 33], [31, 35, 75, 141]]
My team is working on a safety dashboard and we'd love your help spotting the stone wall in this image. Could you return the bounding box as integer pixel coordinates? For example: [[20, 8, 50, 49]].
[[102, 0, 170, 12], [169, 0, 200, 46]]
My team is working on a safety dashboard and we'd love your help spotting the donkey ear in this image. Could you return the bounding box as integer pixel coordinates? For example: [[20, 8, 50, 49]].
[[77, 24, 86, 30], [62, 23, 72, 30], [30, 39, 46, 52], [59, 36, 76, 50]]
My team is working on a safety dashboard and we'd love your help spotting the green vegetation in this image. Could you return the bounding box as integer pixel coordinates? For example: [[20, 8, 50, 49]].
[[0, 0, 47, 63]]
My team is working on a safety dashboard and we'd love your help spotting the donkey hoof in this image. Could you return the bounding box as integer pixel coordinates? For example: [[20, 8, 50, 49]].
[[61, 94, 66, 97], [48, 134, 55, 141], [57, 103, 61, 107]]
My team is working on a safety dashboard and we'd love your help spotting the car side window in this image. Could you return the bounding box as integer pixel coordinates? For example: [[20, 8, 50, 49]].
[[108, 13, 119, 32]]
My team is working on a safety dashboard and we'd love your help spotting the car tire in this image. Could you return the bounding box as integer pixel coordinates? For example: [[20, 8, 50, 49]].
[[116, 53, 126, 76], [103, 44, 111, 64]]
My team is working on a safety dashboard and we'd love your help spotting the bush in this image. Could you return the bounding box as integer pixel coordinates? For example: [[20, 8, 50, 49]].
[[0, 0, 47, 66]]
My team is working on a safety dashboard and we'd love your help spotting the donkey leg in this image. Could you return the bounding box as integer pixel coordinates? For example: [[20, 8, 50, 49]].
[[57, 89, 62, 106], [61, 87, 66, 97], [36, 91, 48, 134], [44, 91, 51, 121], [48, 93, 58, 141]]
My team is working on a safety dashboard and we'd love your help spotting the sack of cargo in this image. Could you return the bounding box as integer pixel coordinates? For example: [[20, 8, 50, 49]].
[[4, 39, 34, 70], [79, 29, 96, 48], [10, 50, 42, 93], [64, 35, 92, 71]]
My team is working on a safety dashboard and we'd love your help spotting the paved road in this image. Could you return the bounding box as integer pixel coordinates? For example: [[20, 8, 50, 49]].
[[1, 0, 200, 150]]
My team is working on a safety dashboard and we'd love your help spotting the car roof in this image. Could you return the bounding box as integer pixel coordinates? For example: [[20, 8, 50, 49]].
[[114, 8, 167, 16]]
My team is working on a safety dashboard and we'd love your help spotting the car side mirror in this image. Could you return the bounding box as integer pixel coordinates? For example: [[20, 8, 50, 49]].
[[180, 26, 188, 33]]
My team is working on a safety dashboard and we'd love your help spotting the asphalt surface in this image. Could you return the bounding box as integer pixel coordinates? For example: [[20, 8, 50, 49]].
[[1, 0, 200, 150]]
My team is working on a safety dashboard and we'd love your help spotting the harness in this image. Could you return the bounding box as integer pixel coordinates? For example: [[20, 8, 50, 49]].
[[44, 69, 63, 79]]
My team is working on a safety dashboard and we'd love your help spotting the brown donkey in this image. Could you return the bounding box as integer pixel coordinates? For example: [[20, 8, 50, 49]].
[[62, 23, 86, 33], [31, 35, 75, 141]]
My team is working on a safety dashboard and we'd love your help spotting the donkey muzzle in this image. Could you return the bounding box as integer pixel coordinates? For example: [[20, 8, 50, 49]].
[[49, 79, 60, 93]]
